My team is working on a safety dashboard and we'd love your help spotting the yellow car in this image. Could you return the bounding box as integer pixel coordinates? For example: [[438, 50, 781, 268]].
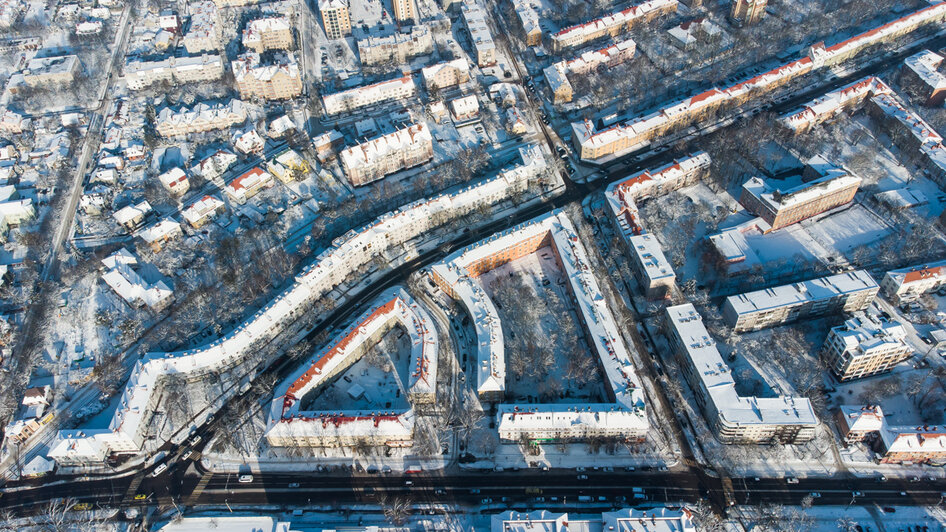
[[133, 494, 147, 501], [71, 503, 91, 511]]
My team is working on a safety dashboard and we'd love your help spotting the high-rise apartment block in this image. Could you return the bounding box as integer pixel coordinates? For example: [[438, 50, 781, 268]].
[[392, 0, 417, 23], [319, 0, 351, 39], [729, 0, 767, 26]]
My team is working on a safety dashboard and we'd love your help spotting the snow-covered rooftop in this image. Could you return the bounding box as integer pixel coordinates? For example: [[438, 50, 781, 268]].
[[322, 76, 416, 115], [724, 270, 878, 317], [574, 2, 946, 158], [551, 0, 677, 48], [138, 218, 181, 245], [740, 168, 861, 214], [101, 249, 173, 310], [883, 259, 946, 290], [666, 304, 818, 428], [340, 123, 431, 172], [605, 152, 710, 241], [433, 209, 647, 419], [904, 49, 946, 92], [48, 146, 541, 464], [829, 310, 909, 359], [181, 195, 225, 227], [781, 76, 892, 131], [491, 508, 696, 532], [271, 286, 438, 422]]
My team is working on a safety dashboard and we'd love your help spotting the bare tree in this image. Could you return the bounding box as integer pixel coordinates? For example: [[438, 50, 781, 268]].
[[378, 494, 413, 526]]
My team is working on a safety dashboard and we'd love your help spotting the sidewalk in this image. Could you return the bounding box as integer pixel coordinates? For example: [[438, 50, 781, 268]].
[[460, 443, 678, 471]]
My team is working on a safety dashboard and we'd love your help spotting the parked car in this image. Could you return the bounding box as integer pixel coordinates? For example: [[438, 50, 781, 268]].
[[238, 474, 254, 483]]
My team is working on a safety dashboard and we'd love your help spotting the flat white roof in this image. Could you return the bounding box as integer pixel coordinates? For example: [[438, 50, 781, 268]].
[[628, 233, 674, 282], [666, 303, 817, 427], [724, 270, 878, 317]]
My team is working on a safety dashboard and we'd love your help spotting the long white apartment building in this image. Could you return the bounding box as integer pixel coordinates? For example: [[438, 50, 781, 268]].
[[573, 2, 946, 160], [722, 270, 880, 333], [881, 260, 946, 303], [781, 76, 892, 133], [322, 76, 416, 116], [182, 1, 221, 54], [46, 146, 544, 466], [550, 0, 676, 52], [124, 54, 224, 91], [604, 152, 710, 298], [265, 287, 437, 447], [430, 210, 649, 442], [340, 123, 434, 186], [866, 90, 946, 189], [822, 309, 912, 381], [357, 25, 432, 66], [666, 304, 817, 444], [155, 99, 247, 137], [461, 3, 496, 67], [544, 38, 636, 104]]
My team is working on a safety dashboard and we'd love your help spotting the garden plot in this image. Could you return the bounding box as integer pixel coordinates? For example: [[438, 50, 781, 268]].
[[300, 327, 412, 412], [478, 246, 608, 404]]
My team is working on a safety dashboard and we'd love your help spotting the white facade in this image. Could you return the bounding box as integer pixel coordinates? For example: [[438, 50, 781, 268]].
[[450, 95, 480, 121], [356, 25, 432, 66], [551, 0, 676, 51], [157, 167, 190, 196], [823, 310, 912, 381], [181, 195, 225, 228], [604, 152, 709, 296], [225, 167, 274, 204], [125, 54, 224, 91], [265, 287, 438, 447], [666, 304, 817, 444], [431, 207, 649, 442], [881, 260, 946, 304], [48, 147, 540, 466], [722, 270, 879, 333], [322, 76, 416, 116], [101, 249, 173, 311], [461, 3, 496, 66], [340, 123, 434, 186], [156, 99, 247, 137], [781, 76, 892, 132]]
